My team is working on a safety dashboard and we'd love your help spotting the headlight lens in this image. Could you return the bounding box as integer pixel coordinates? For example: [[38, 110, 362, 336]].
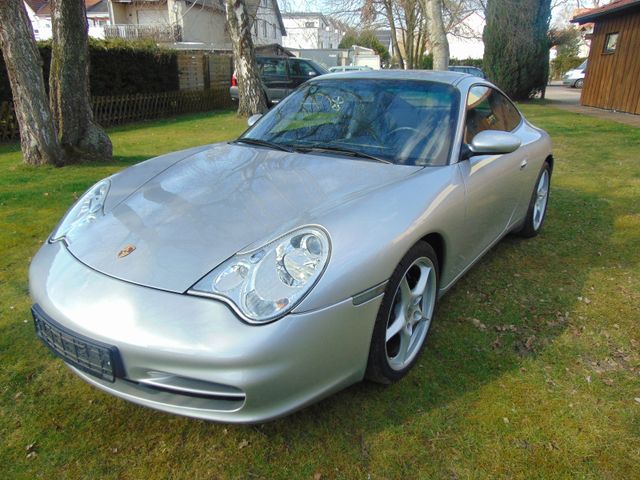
[[50, 179, 110, 242], [189, 226, 330, 323]]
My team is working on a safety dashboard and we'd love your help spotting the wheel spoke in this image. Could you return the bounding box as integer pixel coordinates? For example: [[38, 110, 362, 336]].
[[386, 313, 405, 341], [395, 328, 412, 364], [399, 277, 411, 307], [411, 265, 431, 298]]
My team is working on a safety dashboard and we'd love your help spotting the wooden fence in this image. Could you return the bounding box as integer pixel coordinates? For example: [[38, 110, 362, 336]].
[[0, 89, 234, 143], [0, 101, 18, 143]]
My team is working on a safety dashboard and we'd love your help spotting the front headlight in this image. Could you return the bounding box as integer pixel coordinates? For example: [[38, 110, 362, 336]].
[[50, 179, 110, 242], [188, 226, 331, 323]]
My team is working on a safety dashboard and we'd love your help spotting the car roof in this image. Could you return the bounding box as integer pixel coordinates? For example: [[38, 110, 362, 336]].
[[313, 69, 471, 85]]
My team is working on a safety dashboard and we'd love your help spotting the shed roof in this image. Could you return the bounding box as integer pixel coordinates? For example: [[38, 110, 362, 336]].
[[571, 0, 640, 24]]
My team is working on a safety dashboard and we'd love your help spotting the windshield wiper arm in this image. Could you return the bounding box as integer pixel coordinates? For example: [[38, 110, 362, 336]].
[[293, 145, 392, 164], [231, 138, 295, 153]]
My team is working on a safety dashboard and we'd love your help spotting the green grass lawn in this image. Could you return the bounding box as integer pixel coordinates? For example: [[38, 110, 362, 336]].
[[1, 107, 638, 479]]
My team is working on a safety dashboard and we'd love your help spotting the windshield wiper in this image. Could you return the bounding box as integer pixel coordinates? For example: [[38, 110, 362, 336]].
[[293, 145, 392, 164], [231, 138, 295, 153]]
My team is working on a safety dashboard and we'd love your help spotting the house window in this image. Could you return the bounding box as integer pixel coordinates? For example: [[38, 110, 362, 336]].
[[603, 32, 619, 53], [253, 19, 258, 37], [305, 22, 316, 28], [262, 20, 267, 37], [272, 24, 277, 39]]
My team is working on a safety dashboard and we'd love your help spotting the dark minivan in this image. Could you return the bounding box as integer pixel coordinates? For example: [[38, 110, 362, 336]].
[[230, 56, 328, 105]]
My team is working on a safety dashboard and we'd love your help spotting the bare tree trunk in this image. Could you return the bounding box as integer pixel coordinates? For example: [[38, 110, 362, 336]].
[[382, 0, 405, 69], [225, 0, 267, 116], [49, 0, 112, 162], [426, 0, 450, 70], [0, 1, 63, 166]]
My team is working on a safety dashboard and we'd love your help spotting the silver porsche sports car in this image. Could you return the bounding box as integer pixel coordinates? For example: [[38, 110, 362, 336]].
[[29, 71, 552, 423]]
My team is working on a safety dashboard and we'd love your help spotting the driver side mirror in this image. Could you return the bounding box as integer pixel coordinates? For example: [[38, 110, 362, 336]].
[[461, 130, 521, 160], [247, 113, 262, 127]]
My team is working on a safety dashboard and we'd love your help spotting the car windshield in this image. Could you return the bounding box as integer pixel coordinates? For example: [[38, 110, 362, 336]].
[[242, 79, 460, 166], [578, 60, 587, 70]]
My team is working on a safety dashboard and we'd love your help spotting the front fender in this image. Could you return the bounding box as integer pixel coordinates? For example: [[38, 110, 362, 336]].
[[294, 164, 467, 312]]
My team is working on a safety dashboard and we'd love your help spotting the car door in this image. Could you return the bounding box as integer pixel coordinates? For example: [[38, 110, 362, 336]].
[[288, 59, 321, 91], [457, 85, 525, 262], [258, 57, 289, 103]]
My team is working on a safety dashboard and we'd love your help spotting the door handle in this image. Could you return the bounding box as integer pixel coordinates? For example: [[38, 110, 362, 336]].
[[520, 159, 528, 170]]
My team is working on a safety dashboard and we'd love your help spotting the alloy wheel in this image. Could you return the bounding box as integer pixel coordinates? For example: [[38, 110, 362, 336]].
[[385, 257, 437, 371], [533, 169, 549, 231]]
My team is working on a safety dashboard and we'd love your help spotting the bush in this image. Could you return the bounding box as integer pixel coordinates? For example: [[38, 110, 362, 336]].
[[450, 58, 484, 68], [550, 56, 586, 80], [0, 39, 179, 102], [419, 53, 433, 70]]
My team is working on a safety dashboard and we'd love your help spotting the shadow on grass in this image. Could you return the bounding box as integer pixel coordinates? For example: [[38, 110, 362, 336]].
[[222, 186, 611, 430], [1, 184, 616, 476], [42, 184, 606, 444]]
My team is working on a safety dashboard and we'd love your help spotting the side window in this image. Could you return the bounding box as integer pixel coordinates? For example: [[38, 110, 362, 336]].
[[290, 60, 316, 77], [465, 86, 521, 143], [260, 58, 287, 76]]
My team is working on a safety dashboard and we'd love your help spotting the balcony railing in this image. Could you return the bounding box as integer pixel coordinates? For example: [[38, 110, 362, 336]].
[[104, 24, 182, 42]]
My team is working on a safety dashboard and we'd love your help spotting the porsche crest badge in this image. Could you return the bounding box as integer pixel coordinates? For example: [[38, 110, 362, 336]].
[[117, 244, 136, 258]]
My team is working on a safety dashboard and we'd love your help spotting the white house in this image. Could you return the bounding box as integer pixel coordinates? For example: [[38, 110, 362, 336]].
[[25, 0, 110, 41], [281, 12, 344, 50], [106, 0, 285, 50]]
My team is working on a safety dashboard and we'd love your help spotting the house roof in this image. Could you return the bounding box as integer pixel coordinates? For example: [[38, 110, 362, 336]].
[[571, 0, 640, 24], [36, 0, 108, 16], [23, 0, 48, 14]]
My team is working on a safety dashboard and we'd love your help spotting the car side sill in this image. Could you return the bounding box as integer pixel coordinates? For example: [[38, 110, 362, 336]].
[[438, 220, 522, 297]]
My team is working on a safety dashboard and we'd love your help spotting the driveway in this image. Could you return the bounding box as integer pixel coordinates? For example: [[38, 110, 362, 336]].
[[543, 80, 640, 128], [545, 81, 582, 105]]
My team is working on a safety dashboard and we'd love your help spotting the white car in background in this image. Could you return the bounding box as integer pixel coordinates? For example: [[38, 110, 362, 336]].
[[562, 60, 587, 88]]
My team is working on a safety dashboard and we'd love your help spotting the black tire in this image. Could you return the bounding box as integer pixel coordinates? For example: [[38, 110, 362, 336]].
[[515, 161, 551, 238], [366, 241, 439, 384], [575, 79, 584, 88]]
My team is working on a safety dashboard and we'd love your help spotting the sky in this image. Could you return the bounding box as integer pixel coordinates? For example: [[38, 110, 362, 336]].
[[279, 0, 593, 59]]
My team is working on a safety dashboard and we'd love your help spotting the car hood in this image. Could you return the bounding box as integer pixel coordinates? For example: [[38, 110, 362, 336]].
[[66, 143, 419, 292]]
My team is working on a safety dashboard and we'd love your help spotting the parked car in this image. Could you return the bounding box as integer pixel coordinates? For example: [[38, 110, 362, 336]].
[[30, 71, 552, 423], [562, 60, 587, 88], [448, 65, 486, 78], [230, 56, 328, 105], [328, 65, 373, 72]]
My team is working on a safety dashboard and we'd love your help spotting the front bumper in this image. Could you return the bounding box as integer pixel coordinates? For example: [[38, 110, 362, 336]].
[[29, 241, 382, 423]]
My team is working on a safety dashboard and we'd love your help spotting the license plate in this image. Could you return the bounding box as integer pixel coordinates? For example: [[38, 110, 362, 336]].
[[32, 305, 124, 382]]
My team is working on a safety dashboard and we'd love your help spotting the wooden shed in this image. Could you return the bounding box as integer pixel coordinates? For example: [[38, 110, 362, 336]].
[[572, 0, 640, 115]]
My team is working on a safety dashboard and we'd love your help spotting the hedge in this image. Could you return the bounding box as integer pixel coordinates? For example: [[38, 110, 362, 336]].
[[0, 39, 179, 102], [449, 58, 484, 69]]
